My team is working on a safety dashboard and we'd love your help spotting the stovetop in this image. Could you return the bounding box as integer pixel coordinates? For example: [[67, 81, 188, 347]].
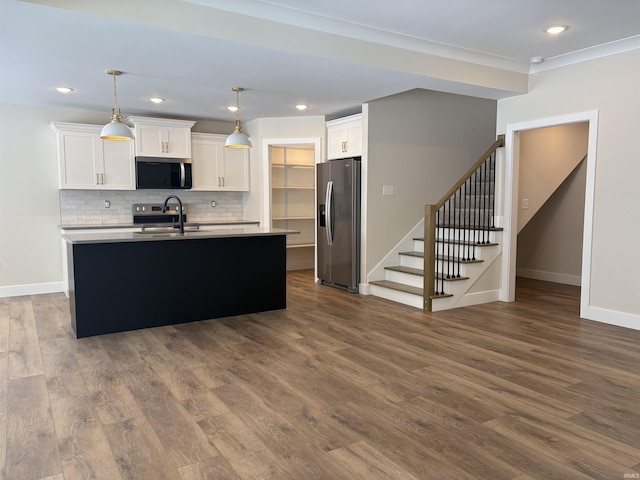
[[132, 203, 187, 225]]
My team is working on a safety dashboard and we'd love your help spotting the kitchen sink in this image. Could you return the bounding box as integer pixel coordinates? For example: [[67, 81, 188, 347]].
[[134, 230, 211, 238]]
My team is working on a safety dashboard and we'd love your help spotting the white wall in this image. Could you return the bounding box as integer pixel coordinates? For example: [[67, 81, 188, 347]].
[[517, 160, 587, 285], [366, 89, 497, 272], [497, 49, 640, 327], [517, 123, 588, 231], [0, 104, 91, 293]]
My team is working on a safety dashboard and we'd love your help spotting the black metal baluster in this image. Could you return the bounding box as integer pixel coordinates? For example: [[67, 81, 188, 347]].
[[465, 177, 470, 260], [453, 187, 463, 278], [471, 170, 478, 260], [493, 152, 497, 229], [481, 158, 487, 244], [446, 198, 451, 278], [436, 206, 442, 295]]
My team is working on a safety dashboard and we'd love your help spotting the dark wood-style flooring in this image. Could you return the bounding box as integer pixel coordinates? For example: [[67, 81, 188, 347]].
[[1, 271, 639, 479]]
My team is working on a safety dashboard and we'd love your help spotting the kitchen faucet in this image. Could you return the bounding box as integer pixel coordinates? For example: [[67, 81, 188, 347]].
[[162, 195, 185, 234]]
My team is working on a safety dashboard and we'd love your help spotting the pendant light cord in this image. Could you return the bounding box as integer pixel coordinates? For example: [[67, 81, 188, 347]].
[[235, 89, 241, 132], [111, 72, 121, 120]]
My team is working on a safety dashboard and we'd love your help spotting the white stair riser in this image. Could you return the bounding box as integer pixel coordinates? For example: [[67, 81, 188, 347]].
[[370, 284, 423, 309], [399, 254, 423, 269], [435, 243, 488, 258], [385, 269, 423, 288], [413, 239, 424, 253]]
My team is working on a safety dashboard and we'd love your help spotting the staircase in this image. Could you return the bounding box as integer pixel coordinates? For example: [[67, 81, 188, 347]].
[[370, 137, 505, 312]]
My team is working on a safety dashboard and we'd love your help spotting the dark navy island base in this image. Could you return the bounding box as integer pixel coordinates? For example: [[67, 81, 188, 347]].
[[65, 232, 287, 338]]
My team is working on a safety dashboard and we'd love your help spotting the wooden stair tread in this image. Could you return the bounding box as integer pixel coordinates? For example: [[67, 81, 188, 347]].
[[384, 265, 423, 276], [434, 226, 503, 231], [370, 280, 423, 296], [430, 292, 454, 300], [437, 239, 499, 247], [436, 273, 469, 281], [399, 251, 484, 264], [384, 265, 469, 281], [413, 237, 499, 246]]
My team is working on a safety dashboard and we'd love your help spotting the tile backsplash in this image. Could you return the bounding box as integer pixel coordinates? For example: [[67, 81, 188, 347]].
[[59, 190, 244, 226]]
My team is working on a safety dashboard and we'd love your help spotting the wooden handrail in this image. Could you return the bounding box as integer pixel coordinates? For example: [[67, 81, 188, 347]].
[[435, 135, 504, 211]]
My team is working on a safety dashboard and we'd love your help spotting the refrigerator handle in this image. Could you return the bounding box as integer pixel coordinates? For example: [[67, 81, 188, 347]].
[[325, 180, 334, 246]]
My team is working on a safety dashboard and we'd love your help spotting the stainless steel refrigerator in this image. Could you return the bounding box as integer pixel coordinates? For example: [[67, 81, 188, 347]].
[[317, 157, 361, 292]]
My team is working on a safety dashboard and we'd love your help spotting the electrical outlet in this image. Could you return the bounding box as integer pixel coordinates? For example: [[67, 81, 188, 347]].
[[522, 198, 529, 210], [211, 200, 216, 207], [383, 185, 394, 196], [104, 200, 110, 208]]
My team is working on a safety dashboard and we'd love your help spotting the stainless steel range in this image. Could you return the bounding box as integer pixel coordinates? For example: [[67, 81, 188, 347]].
[[132, 203, 189, 229]]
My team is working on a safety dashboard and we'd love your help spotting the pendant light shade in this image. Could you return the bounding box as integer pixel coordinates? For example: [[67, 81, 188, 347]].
[[100, 70, 133, 141], [225, 87, 252, 149]]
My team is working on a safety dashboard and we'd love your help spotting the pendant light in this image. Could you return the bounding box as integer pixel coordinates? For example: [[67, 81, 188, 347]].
[[100, 69, 134, 141], [225, 87, 252, 149]]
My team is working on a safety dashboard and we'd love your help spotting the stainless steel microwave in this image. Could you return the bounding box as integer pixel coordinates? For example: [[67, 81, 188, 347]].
[[135, 157, 192, 189]]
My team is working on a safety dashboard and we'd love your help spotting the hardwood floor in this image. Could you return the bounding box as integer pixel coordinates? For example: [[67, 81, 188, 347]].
[[1, 272, 639, 479]]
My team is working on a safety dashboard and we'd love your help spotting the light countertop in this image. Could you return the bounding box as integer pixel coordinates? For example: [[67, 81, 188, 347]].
[[63, 227, 299, 245]]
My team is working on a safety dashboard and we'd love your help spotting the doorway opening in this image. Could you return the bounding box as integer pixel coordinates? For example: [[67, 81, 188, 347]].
[[262, 138, 321, 272], [501, 110, 599, 319]]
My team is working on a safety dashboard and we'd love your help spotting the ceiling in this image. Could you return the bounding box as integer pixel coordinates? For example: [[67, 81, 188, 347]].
[[1, 0, 638, 123]]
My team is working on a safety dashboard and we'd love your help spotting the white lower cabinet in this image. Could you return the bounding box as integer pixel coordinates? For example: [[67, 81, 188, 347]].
[[51, 122, 135, 190], [191, 133, 249, 191]]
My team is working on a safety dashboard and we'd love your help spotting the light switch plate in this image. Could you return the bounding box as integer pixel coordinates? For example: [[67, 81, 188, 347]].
[[522, 198, 529, 210], [383, 185, 394, 196]]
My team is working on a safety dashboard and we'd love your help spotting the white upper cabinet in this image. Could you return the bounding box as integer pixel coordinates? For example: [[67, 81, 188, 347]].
[[51, 122, 135, 190], [326, 113, 362, 160], [125, 116, 195, 158], [191, 133, 250, 191]]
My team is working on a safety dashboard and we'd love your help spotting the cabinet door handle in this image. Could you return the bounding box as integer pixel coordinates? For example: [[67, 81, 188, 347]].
[[96, 173, 100, 185], [101, 173, 104, 185], [221, 176, 225, 187]]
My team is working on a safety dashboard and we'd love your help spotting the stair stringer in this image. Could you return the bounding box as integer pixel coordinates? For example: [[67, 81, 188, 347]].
[[431, 234, 503, 312], [361, 218, 424, 295]]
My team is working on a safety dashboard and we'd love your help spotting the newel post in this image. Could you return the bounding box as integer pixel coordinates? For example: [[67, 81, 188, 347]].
[[423, 204, 437, 311]]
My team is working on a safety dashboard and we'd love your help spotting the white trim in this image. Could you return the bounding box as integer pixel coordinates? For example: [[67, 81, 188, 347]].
[[0, 282, 65, 298], [503, 110, 599, 320], [261, 137, 322, 277], [530, 36, 640, 74], [440, 289, 501, 311], [516, 268, 581, 287], [582, 306, 640, 332]]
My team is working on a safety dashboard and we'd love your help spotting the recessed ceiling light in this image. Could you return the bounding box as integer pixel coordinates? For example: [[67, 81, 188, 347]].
[[227, 106, 239, 112], [56, 87, 73, 93], [149, 97, 165, 104], [296, 104, 308, 111], [544, 25, 568, 35], [530, 56, 544, 64]]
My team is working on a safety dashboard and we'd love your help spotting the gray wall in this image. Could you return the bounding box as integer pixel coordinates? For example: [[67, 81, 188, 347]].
[[517, 159, 587, 284], [366, 89, 497, 271]]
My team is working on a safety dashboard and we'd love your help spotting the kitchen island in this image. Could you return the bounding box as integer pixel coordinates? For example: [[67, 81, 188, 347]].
[[63, 227, 293, 338]]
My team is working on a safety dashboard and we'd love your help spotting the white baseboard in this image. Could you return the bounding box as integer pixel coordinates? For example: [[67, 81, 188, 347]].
[[582, 305, 640, 331], [516, 268, 581, 286], [0, 281, 65, 298]]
